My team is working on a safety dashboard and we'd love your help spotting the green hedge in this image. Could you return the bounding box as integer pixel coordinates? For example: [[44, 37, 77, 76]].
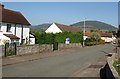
[[31, 31, 83, 44]]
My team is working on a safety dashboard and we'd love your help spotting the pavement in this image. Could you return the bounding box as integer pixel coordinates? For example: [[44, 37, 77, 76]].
[[2, 44, 116, 77], [72, 56, 107, 77]]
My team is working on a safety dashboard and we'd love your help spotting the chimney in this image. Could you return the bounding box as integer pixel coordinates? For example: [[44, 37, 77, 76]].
[[0, 4, 4, 9]]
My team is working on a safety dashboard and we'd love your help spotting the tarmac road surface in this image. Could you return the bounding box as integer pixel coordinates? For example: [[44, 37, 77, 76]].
[[3, 44, 115, 77]]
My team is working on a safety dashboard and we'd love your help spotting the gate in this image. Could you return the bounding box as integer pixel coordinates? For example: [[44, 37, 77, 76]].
[[5, 43, 16, 56], [53, 42, 58, 51]]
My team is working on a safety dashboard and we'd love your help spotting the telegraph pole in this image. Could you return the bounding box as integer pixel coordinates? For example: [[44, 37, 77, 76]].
[[83, 18, 86, 47]]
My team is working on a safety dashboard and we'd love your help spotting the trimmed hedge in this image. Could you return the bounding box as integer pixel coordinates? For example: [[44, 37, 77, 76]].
[[32, 31, 83, 44]]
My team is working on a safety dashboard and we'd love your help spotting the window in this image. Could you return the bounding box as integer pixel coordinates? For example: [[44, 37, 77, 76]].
[[7, 24, 11, 32]]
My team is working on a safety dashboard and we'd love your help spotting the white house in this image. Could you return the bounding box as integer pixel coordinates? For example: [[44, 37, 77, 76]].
[[45, 23, 81, 33], [0, 4, 35, 45], [84, 32, 116, 43]]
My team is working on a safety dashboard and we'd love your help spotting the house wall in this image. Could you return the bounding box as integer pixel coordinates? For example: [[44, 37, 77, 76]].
[[16, 25, 22, 43], [101, 37, 113, 43], [10, 25, 15, 35], [0, 22, 30, 45], [84, 35, 116, 43], [23, 26, 30, 43], [0, 32, 10, 45], [83, 36, 88, 40], [1, 23, 7, 32], [45, 23, 62, 33], [30, 38, 35, 45]]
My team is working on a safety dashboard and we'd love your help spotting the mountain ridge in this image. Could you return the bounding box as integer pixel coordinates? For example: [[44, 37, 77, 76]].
[[70, 20, 117, 32], [30, 21, 118, 32]]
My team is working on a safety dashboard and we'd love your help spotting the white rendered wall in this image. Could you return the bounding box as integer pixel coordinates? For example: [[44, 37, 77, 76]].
[[0, 23, 30, 45], [83, 36, 88, 40], [0, 32, 10, 45], [45, 23, 62, 33], [1, 23, 7, 32], [16, 26, 22, 43], [30, 38, 35, 45], [101, 37, 113, 42], [10, 24, 15, 35], [23, 26, 30, 43]]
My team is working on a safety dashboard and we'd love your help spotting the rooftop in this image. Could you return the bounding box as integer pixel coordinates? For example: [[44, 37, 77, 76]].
[[84, 32, 113, 38], [4, 34, 20, 39], [0, 4, 30, 25], [55, 23, 81, 32]]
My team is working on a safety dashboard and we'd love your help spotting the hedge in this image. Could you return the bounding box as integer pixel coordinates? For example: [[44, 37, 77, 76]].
[[31, 31, 83, 44]]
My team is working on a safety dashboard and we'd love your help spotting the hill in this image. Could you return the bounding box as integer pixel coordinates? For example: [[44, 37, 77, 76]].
[[30, 21, 118, 32], [30, 23, 51, 31], [70, 21, 117, 32]]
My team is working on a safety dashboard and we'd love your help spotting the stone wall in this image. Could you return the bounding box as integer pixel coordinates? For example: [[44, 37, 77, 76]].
[[107, 53, 119, 79], [17, 44, 53, 55], [58, 43, 82, 50], [2, 43, 82, 56]]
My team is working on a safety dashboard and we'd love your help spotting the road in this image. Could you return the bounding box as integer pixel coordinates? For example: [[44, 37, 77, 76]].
[[3, 44, 115, 77]]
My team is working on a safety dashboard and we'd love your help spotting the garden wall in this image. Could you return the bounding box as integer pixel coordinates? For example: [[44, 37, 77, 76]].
[[2, 43, 82, 56]]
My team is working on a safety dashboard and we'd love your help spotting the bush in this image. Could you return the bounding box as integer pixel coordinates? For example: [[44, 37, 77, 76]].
[[99, 40, 105, 45], [85, 38, 98, 46]]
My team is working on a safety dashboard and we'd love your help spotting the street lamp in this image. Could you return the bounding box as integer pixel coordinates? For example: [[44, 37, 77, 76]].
[[83, 18, 86, 47]]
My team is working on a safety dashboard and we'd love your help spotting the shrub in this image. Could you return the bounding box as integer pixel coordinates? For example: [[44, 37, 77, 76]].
[[99, 39, 105, 45]]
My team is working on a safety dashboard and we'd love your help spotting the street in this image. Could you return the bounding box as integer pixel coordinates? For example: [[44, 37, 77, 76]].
[[3, 44, 115, 77]]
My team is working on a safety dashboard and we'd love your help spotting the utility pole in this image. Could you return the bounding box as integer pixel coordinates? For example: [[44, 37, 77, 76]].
[[83, 18, 86, 47]]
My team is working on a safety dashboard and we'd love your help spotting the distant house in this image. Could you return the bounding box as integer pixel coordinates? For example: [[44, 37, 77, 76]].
[[45, 23, 81, 33], [0, 4, 35, 45], [84, 32, 116, 43]]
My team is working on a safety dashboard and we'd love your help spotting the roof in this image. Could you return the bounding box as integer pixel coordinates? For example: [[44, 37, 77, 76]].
[[30, 34, 35, 38], [99, 32, 113, 38], [3, 34, 20, 39], [55, 23, 81, 32], [84, 32, 113, 38], [84, 32, 91, 36], [0, 4, 30, 25]]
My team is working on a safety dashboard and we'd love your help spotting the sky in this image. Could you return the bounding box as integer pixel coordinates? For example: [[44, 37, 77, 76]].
[[3, 2, 118, 27]]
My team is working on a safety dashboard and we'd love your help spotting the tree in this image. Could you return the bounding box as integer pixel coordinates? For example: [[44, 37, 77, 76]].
[[89, 32, 101, 42]]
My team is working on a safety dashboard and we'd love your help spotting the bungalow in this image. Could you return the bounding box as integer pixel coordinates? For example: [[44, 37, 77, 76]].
[[84, 32, 116, 43], [0, 4, 35, 45], [45, 23, 81, 33]]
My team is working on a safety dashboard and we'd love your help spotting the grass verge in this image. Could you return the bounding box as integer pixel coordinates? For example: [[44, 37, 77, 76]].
[[113, 59, 120, 76]]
